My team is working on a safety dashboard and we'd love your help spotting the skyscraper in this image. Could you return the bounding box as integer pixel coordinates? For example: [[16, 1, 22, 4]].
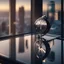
[[58, 11, 61, 21], [19, 6, 24, 33], [0, 23, 2, 36], [47, 1, 55, 25], [55, 11, 61, 21], [18, 6, 25, 53], [55, 12, 58, 20], [2, 22, 6, 32]]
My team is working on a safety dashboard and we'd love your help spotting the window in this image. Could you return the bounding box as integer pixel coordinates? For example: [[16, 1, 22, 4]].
[[0, 0, 9, 57], [42, 0, 63, 64], [0, 0, 63, 64], [43, 0, 61, 35], [16, 0, 31, 34], [0, 0, 9, 37], [0, 0, 31, 64], [16, 0, 31, 64]]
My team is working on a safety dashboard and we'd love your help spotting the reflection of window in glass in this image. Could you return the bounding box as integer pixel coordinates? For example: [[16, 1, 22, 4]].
[[0, 0, 9, 36]]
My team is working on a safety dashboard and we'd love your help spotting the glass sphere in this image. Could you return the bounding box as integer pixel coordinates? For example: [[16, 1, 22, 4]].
[[34, 15, 50, 35]]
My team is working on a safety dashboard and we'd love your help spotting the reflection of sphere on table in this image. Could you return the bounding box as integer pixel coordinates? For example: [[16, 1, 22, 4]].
[[35, 40, 46, 59], [35, 39, 50, 60]]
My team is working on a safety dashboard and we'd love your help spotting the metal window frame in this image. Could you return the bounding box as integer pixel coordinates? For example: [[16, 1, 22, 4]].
[[31, 0, 42, 64], [61, 0, 63, 64], [9, 0, 16, 60]]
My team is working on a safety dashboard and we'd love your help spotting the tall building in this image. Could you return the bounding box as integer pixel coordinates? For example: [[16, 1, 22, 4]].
[[19, 6, 24, 33], [18, 6, 25, 53], [55, 12, 58, 20], [47, 1, 55, 25], [63, 11, 64, 22], [0, 24, 2, 36], [55, 11, 61, 21], [2, 22, 7, 32], [58, 11, 61, 21]]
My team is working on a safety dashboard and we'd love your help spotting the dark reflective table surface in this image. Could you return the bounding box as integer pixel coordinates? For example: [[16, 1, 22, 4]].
[[0, 34, 62, 64]]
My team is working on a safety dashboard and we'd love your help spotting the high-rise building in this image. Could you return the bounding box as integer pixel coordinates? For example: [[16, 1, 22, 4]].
[[55, 11, 61, 21], [0, 24, 2, 36], [19, 6, 24, 33], [58, 11, 61, 21], [63, 11, 64, 22], [55, 12, 58, 20], [18, 6, 25, 53], [2, 22, 7, 32], [47, 1, 55, 25]]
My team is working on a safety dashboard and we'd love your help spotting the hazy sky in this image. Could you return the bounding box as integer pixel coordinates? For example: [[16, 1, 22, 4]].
[[0, 0, 61, 11]]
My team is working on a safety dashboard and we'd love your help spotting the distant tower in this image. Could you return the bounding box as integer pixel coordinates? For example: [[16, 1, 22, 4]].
[[58, 11, 61, 21], [18, 6, 25, 53], [19, 6, 24, 33], [47, 1, 55, 25], [0, 24, 2, 36], [63, 11, 64, 23], [2, 22, 6, 32], [55, 12, 58, 20], [55, 11, 61, 21]]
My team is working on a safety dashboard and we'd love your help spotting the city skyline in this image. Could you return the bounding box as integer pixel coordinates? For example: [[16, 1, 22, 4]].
[[0, 0, 61, 12]]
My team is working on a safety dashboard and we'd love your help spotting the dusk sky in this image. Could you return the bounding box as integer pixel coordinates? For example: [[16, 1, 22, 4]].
[[0, 0, 61, 11]]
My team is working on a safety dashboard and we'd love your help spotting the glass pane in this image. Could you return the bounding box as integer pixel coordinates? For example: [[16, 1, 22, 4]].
[[16, 0, 31, 34], [0, 39, 9, 58], [0, 0, 9, 37], [43, 0, 61, 35], [16, 0, 31, 64], [42, 0, 61, 64]]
